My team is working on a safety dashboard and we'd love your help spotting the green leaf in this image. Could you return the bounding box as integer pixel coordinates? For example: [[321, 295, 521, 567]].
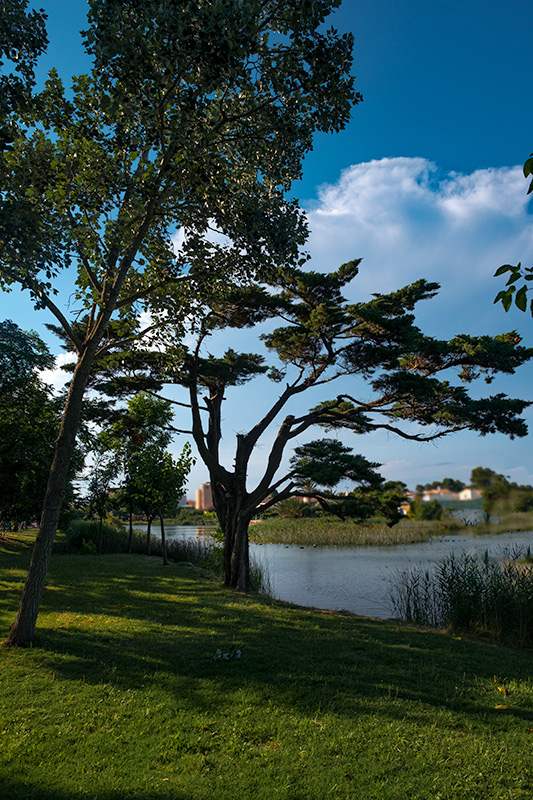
[[494, 264, 515, 277], [502, 292, 513, 312], [515, 286, 528, 312]]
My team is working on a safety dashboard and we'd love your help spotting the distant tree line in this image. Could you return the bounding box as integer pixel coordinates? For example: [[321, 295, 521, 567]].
[[415, 478, 466, 494]]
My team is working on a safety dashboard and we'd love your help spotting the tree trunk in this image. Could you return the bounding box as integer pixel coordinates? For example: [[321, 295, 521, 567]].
[[7, 353, 94, 646], [209, 474, 252, 592], [146, 517, 152, 555], [159, 513, 168, 566], [127, 506, 133, 554], [222, 511, 251, 591], [98, 516, 104, 555]]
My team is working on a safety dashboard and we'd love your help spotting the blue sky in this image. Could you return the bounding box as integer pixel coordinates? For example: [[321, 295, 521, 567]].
[[4, 0, 533, 495]]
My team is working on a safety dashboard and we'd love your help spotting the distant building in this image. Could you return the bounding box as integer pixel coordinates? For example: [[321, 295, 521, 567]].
[[195, 482, 213, 510], [414, 486, 482, 503], [457, 488, 482, 501], [420, 488, 459, 503]]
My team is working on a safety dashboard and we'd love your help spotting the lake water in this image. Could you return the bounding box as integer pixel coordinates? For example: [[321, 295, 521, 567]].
[[135, 524, 216, 540], [143, 524, 533, 620]]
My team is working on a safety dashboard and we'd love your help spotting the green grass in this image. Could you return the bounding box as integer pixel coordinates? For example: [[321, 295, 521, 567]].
[[1, 534, 533, 799]]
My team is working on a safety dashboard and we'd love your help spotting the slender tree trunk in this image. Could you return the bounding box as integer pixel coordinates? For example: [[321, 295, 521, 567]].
[[128, 506, 133, 554], [146, 517, 152, 556], [159, 513, 168, 566], [7, 353, 94, 646], [98, 516, 104, 555]]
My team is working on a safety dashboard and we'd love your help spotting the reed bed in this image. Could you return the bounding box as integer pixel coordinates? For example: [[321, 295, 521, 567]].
[[463, 511, 533, 536], [249, 516, 463, 546], [390, 549, 533, 645]]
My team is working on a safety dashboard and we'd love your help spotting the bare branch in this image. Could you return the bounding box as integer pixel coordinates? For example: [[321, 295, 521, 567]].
[[365, 421, 470, 442], [166, 426, 193, 435]]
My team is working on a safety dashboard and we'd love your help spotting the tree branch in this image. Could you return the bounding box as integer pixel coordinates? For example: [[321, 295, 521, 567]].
[[365, 421, 470, 441], [0, 266, 83, 352]]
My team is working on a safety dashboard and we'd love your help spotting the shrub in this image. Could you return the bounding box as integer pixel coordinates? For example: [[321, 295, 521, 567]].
[[408, 499, 444, 521], [63, 519, 128, 553]]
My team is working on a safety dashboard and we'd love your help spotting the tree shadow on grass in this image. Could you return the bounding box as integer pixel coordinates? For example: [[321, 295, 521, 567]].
[[0, 780, 194, 800], [5, 553, 528, 732]]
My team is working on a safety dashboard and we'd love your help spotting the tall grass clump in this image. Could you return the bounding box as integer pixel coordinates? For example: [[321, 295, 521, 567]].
[[390, 550, 533, 645], [251, 516, 462, 546]]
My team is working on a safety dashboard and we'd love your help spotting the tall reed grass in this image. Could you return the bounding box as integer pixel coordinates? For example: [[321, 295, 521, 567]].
[[250, 517, 463, 546], [463, 511, 533, 536], [390, 549, 533, 645]]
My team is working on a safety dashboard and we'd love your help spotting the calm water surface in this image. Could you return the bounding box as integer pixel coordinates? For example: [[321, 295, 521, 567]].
[[145, 524, 533, 620], [135, 524, 216, 540], [250, 531, 533, 619]]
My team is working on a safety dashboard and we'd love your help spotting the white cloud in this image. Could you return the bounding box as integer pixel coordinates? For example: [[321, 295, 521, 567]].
[[439, 166, 527, 221], [40, 352, 73, 391], [306, 158, 533, 337], [171, 227, 186, 254]]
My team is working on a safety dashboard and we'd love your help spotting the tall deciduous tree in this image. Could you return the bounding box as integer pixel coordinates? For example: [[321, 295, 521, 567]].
[[2, 0, 358, 645], [84, 445, 118, 554], [151, 263, 531, 590], [470, 466, 533, 517]]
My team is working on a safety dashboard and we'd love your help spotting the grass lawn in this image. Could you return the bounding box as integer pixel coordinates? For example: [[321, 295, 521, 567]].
[[1, 532, 532, 799]]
